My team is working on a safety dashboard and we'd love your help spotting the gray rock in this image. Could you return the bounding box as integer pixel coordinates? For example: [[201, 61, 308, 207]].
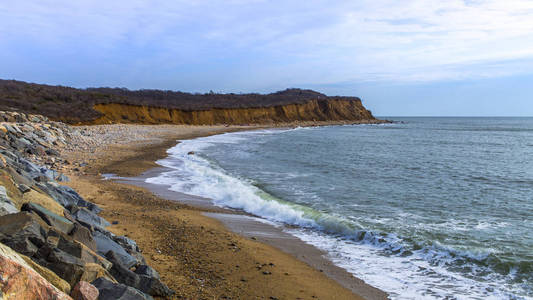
[[37, 182, 101, 214], [18, 184, 31, 193], [69, 223, 97, 252], [92, 231, 138, 268], [134, 265, 160, 280], [56, 173, 70, 182], [113, 235, 145, 265], [46, 148, 60, 156], [0, 186, 19, 216], [0, 212, 48, 256], [72, 207, 110, 230], [3, 124, 19, 135], [57, 235, 112, 270], [91, 278, 153, 300], [40, 168, 58, 181], [36, 245, 86, 287], [21, 202, 74, 234], [106, 251, 174, 297]]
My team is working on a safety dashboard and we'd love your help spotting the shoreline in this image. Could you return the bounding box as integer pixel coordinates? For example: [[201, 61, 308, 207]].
[[62, 123, 389, 299], [121, 163, 388, 300]]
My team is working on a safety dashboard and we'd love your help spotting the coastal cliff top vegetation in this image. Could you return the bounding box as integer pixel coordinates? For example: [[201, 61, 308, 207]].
[[0, 79, 362, 123]]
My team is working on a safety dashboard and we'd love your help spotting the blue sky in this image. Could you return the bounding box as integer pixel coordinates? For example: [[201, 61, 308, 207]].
[[1, 0, 533, 116]]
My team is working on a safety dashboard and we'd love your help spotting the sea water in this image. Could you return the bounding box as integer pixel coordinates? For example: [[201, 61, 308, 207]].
[[146, 117, 533, 299]]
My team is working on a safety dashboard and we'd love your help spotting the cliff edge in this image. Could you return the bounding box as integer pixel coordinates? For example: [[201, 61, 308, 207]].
[[0, 79, 379, 125]]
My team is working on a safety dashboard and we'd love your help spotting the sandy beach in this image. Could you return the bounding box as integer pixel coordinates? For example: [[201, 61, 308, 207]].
[[60, 124, 388, 299]]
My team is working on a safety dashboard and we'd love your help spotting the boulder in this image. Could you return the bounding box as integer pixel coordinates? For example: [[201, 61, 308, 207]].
[[134, 265, 160, 280], [21, 254, 71, 294], [112, 235, 145, 265], [22, 202, 74, 234], [71, 207, 110, 230], [0, 212, 47, 256], [36, 246, 86, 286], [56, 173, 70, 182], [0, 186, 18, 216], [79, 263, 116, 284], [91, 277, 153, 300], [22, 189, 65, 216], [106, 251, 174, 297], [46, 148, 60, 156], [69, 223, 97, 252], [71, 281, 99, 300], [5, 165, 35, 188], [18, 183, 31, 193], [57, 236, 112, 270], [38, 182, 101, 214], [0, 242, 72, 300], [93, 231, 138, 268]]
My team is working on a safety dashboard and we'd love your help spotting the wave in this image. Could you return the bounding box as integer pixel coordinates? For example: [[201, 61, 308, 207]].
[[145, 129, 532, 299]]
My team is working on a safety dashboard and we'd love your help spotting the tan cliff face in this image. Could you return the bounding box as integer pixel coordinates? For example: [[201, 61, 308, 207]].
[[91, 99, 376, 125]]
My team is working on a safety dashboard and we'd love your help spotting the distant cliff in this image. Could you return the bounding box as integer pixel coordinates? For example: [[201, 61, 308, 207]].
[[0, 79, 378, 125]]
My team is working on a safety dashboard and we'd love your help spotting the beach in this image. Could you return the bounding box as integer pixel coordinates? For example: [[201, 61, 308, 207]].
[[60, 124, 388, 300]]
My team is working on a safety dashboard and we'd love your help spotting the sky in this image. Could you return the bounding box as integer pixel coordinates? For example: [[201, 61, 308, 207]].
[[1, 0, 533, 116]]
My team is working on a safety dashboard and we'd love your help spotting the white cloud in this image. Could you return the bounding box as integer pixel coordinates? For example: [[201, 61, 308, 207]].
[[1, 0, 533, 85]]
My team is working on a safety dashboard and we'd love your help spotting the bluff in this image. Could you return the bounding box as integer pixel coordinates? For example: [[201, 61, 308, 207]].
[[0, 79, 378, 125]]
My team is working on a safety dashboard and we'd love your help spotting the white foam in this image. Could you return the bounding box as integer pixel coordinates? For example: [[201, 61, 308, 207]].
[[146, 130, 317, 227], [289, 229, 527, 300]]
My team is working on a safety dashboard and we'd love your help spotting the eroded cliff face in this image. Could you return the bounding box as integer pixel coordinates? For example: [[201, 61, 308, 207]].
[[91, 99, 376, 125]]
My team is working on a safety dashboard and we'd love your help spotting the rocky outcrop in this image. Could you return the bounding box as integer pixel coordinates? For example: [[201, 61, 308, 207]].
[[0, 110, 173, 298], [92, 98, 377, 125]]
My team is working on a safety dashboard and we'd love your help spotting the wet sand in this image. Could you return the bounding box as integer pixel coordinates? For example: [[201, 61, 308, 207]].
[[123, 167, 388, 300]]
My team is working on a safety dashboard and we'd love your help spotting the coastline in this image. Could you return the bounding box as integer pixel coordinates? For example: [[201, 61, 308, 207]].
[[62, 123, 388, 299]]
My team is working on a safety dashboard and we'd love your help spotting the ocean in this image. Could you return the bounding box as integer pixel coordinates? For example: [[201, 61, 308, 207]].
[[145, 117, 533, 299]]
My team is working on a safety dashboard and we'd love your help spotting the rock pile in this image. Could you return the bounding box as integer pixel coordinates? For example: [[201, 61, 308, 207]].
[[0, 111, 174, 299]]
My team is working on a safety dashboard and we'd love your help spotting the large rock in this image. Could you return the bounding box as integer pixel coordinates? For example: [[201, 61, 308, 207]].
[[21, 254, 71, 294], [0, 185, 18, 216], [57, 236, 112, 270], [35, 243, 115, 288], [35, 245, 86, 287], [69, 223, 97, 252], [71, 281, 99, 300], [0, 212, 47, 256], [112, 235, 145, 266], [92, 231, 138, 268], [0, 242, 72, 300], [22, 202, 74, 234], [79, 263, 116, 284], [134, 265, 160, 280], [71, 206, 110, 230], [37, 182, 101, 214], [106, 251, 174, 297], [91, 277, 153, 300], [22, 189, 65, 216]]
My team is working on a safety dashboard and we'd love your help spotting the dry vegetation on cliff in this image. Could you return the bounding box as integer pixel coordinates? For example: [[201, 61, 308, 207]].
[[0, 79, 377, 125]]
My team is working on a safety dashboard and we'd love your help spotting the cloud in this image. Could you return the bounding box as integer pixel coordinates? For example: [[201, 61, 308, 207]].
[[1, 0, 533, 88]]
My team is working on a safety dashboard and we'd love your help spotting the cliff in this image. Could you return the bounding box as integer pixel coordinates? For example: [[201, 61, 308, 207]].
[[0, 79, 378, 125], [91, 99, 375, 125]]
